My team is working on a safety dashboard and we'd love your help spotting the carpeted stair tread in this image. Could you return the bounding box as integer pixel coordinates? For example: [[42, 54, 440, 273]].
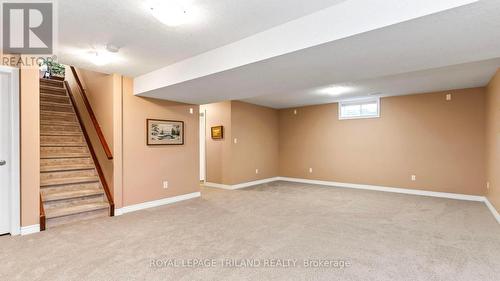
[[40, 175, 100, 187], [42, 186, 104, 202], [45, 201, 109, 219]]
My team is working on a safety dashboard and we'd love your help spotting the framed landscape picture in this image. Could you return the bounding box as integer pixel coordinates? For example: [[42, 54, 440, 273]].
[[147, 119, 184, 145], [211, 126, 223, 139]]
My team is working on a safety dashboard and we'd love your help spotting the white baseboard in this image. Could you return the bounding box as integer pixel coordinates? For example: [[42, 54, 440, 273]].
[[115, 192, 201, 216], [118, 179, 500, 225], [205, 176, 484, 201], [278, 177, 500, 224], [20, 224, 40, 236], [203, 182, 232, 190], [204, 177, 280, 190], [278, 177, 485, 202], [484, 198, 500, 224]]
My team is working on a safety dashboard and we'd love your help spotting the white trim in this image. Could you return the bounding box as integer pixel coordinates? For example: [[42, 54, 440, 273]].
[[204, 177, 280, 190], [0, 66, 20, 236], [20, 224, 40, 236], [278, 177, 500, 224], [203, 182, 232, 190], [115, 192, 201, 216], [205, 177, 499, 224], [484, 198, 500, 224], [278, 177, 484, 201]]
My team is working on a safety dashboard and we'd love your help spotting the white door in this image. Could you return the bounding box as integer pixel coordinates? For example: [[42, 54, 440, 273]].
[[199, 111, 206, 181], [0, 72, 11, 235]]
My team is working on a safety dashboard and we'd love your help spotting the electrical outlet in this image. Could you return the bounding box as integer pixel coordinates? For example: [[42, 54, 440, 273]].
[[255, 169, 259, 174], [163, 181, 169, 189], [446, 94, 452, 101], [411, 175, 416, 181], [309, 168, 313, 173], [487, 182, 490, 191]]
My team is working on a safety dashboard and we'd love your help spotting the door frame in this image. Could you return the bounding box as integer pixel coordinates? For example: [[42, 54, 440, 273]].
[[0, 66, 20, 235], [199, 110, 206, 182]]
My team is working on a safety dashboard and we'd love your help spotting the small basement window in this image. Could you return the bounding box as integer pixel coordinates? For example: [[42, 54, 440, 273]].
[[339, 97, 380, 120]]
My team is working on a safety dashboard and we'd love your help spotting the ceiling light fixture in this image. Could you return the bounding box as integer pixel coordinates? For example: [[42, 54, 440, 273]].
[[105, 44, 120, 53], [91, 51, 112, 66], [146, 0, 200, 27], [86, 46, 121, 66], [318, 85, 354, 96]]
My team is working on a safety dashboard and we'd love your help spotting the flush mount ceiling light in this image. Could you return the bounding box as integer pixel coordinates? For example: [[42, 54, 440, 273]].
[[318, 85, 355, 96], [85, 46, 121, 66], [146, 0, 200, 27], [90, 51, 112, 66]]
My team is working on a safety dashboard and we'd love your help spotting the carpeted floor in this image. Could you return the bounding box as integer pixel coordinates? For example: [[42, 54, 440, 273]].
[[1, 181, 500, 281]]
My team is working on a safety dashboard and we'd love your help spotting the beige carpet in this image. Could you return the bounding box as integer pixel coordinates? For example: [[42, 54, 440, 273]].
[[1, 181, 500, 281]]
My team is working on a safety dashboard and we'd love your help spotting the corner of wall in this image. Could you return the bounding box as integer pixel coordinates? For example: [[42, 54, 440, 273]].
[[112, 74, 125, 209], [121, 77, 200, 207], [204, 101, 280, 186], [486, 69, 500, 213], [20, 68, 40, 227]]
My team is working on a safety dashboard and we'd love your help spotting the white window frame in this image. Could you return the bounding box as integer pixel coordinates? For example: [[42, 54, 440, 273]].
[[338, 97, 380, 120]]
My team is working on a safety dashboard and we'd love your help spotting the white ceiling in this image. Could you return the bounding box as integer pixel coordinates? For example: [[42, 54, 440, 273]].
[[244, 59, 500, 108], [59, 0, 500, 109], [134, 0, 477, 95], [57, 0, 346, 76], [134, 0, 500, 108]]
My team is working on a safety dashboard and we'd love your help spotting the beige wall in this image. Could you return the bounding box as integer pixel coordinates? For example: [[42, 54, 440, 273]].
[[201, 101, 280, 185], [113, 75, 124, 208], [65, 68, 200, 208], [16, 64, 496, 225], [122, 87, 200, 206], [201, 101, 232, 184], [16, 61, 200, 224], [76, 68, 115, 149], [231, 101, 279, 184], [279, 88, 486, 195], [65, 67, 117, 194], [486, 69, 500, 212], [20, 68, 39, 227]]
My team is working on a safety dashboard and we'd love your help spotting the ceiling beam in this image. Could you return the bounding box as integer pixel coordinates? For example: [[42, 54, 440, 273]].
[[134, 0, 477, 97]]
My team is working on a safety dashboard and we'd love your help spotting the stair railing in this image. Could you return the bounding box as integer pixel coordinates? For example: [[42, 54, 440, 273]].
[[65, 81, 115, 216], [69, 66, 113, 160]]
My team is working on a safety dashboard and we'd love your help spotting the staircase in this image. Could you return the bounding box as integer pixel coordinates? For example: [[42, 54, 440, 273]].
[[39, 78, 112, 229]]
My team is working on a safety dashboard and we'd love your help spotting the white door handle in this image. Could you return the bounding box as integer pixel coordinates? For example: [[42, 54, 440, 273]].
[[0, 160, 6, 166]]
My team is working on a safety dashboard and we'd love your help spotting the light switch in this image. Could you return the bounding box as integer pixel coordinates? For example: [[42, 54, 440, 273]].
[[446, 94, 452, 101], [234, 138, 238, 144]]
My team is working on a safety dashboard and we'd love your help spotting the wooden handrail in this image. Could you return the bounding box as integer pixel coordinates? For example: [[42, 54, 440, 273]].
[[66, 81, 115, 216], [40, 194, 46, 231], [69, 66, 113, 160]]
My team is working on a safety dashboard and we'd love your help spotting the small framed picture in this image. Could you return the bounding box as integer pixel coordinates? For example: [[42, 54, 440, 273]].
[[211, 126, 223, 139], [147, 119, 184, 145]]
